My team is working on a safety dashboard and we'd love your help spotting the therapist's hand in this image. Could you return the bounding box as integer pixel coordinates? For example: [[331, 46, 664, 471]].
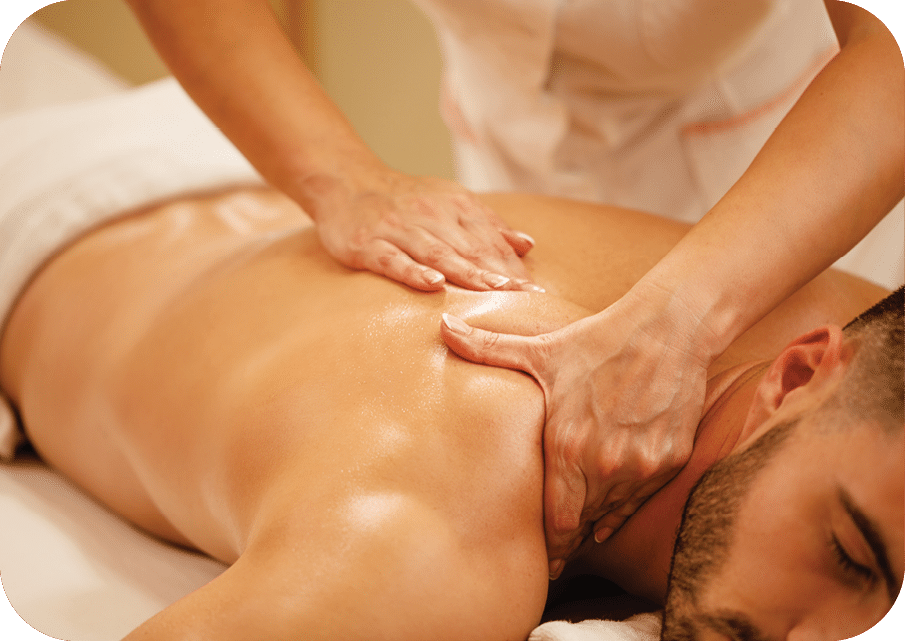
[[440, 288, 710, 577], [306, 165, 538, 292]]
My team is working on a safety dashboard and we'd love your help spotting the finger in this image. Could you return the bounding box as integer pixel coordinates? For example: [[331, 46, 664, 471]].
[[447, 195, 533, 258], [591, 504, 636, 544], [473, 243, 534, 287], [409, 206, 532, 285], [591, 515, 625, 544], [548, 558, 567, 581], [499, 228, 536, 257], [383, 226, 516, 292], [543, 456, 587, 563], [454, 216, 533, 283], [439, 314, 547, 378], [591, 485, 661, 543], [357, 239, 447, 291], [513, 279, 547, 294], [594, 479, 633, 516]]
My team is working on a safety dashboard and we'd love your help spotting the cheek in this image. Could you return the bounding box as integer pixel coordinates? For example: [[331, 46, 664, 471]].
[[697, 489, 834, 625], [704, 527, 817, 613]]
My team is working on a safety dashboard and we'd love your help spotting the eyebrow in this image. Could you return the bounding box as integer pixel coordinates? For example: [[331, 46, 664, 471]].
[[837, 485, 901, 603]]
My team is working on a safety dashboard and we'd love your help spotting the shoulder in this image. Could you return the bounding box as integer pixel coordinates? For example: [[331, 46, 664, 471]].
[[715, 270, 892, 370], [245, 488, 549, 641]]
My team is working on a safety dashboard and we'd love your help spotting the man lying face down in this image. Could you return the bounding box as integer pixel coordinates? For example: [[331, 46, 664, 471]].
[[659, 291, 903, 641], [0, 176, 901, 641]]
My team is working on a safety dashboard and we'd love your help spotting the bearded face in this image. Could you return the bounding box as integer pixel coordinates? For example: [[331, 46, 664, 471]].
[[661, 418, 902, 641]]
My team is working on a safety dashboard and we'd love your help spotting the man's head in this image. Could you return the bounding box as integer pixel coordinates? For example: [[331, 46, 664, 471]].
[[662, 288, 904, 641]]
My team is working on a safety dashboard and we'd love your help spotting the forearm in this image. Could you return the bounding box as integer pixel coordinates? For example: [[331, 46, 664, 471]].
[[628, 1, 903, 361], [125, 0, 383, 219]]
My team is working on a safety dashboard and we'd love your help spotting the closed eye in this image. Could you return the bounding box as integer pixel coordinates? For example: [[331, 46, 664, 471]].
[[837, 485, 900, 603], [831, 533, 874, 585]]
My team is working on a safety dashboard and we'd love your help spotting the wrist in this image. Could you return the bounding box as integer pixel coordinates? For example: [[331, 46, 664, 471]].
[[284, 144, 393, 222], [618, 277, 735, 367]]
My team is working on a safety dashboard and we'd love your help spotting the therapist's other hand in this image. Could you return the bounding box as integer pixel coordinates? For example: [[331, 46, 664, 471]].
[[440, 290, 709, 578], [306, 166, 537, 292]]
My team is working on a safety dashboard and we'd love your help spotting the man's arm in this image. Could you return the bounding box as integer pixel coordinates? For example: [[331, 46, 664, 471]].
[[122, 493, 546, 641]]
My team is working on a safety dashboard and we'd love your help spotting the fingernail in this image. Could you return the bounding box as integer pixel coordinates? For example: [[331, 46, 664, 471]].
[[515, 231, 536, 247], [594, 526, 613, 544], [442, 313, 471, 335], [525, 283, 546, 293], [548, 559, 565, 580], [484, 273, 510, 289], [423, 269, 444, 285]]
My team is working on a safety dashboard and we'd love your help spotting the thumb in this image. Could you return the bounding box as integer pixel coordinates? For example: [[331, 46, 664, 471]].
[[440, 313, 543, 378]]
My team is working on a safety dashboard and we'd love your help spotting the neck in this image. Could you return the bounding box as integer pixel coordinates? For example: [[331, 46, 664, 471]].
[[569, 360, 770, 603]]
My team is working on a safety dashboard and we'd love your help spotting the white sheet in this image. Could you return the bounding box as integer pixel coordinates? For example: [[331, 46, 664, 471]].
[[0, 26, 263, 462], [0, 21, 127, 114], [1, 455, 226, 641], [0, 20, 228, 641]]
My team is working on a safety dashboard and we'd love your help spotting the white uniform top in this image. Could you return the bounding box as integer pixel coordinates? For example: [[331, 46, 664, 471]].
[[414, 0, 838, 222]]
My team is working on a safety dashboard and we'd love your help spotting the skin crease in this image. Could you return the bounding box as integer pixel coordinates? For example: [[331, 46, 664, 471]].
[[0, 188, 893, 641]]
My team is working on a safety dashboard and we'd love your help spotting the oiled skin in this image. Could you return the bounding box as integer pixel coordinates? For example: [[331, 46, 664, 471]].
[[0, 188, 884, 640]]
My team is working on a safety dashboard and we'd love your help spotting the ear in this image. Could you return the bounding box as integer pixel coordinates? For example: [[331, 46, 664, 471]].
[[744, 325, 849, 427]]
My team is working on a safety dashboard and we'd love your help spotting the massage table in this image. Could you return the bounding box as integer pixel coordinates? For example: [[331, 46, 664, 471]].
[[0, 17, 900, 641]]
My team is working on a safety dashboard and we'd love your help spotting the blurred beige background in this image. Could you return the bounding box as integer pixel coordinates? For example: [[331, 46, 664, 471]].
[[26, 0, 455, 179]]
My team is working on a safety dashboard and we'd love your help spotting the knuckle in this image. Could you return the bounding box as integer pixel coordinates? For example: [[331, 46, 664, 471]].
[[344, 227, 372, 254], [635, 451, 663, 481], [412, 197, 443, 221], [664, 443, 693, 472], [450, 192, 479, 212], [534, 334, 558, 367], [479, 329, 503, 352], [374, 251, 397, 271], [383, 210, 404, 228], [621, 498, 645, 517], [422, 242, 455, 265], [455, 263, 486, 285], [592, 449, 620, 480], [456, 241, 494, 262]]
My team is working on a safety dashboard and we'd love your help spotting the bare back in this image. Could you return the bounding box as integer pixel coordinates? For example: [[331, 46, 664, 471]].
[[0, 188, 886, 640]]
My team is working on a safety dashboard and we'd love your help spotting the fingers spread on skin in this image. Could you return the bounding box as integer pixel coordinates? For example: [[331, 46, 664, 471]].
[[454, 214, 534, 282], [358, 239, 446, 291], [407, 199, 534, 285], [374, 221, 510, 291], [310, 167, 537, 290]]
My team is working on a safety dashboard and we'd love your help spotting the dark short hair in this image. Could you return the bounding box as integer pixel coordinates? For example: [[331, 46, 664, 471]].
[[834, 286, 905, 432]]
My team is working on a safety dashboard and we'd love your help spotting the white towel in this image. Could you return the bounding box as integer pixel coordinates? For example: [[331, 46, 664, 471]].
[[0, 78, 263, 460], [530, 612, 662, 641]]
